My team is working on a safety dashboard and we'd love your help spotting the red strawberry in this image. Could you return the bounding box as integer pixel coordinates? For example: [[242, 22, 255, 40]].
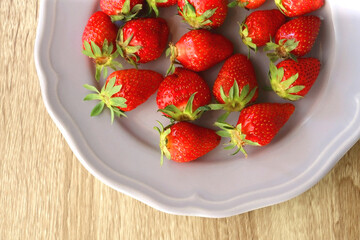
[[228, 0, 267, 9], [82, 11, 122, 81], [269, 58, 321, 101], [83, 69, 163, 122], [167, 29, 233, 74], [265, 15, 321, 62], [177, 0, 228, 29], [275, 0, 325, 17], [155, 121, 221, 164], [117, 17, 169, 67], [156, 68, 211, 121], [210, 54, 258, 113], [146, 0, 177, 16], [215, 103, 295, 156], [239, 9, 286, 52], [100, 0, 144, 21]]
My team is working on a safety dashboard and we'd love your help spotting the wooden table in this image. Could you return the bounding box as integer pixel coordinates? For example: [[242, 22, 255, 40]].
[[1, 0, 359, 239]]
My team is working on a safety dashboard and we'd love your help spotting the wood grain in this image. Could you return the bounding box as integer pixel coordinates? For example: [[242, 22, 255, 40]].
[[0, 0, 359, 239]]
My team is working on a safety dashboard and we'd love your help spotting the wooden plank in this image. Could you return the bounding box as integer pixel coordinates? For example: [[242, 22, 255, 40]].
[[0, 0, 359, 239]]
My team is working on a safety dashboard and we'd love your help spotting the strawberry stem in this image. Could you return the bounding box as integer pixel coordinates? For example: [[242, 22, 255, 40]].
[[239, 22, 258, 54], [166, 43, 178, 75], [154, 121, 172, 165], [264, 38, 299, 62]]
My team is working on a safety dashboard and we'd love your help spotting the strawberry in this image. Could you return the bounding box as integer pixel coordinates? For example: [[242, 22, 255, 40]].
[[167, 29, 233, 74], [269, 58, 321, 101], [155, 121, 221, 164], [215, 103, 295, 156], [275, 0, 325, 17], [117, 17, 169, 67], [83, 69, 163, 122], [156, 68, 211, 121], [82, 11, 122, 81], [177, 0, 228, 29], [146, 0, 177, 16], [100, 0, 144, 22], [210, 54, 258, 113], [265, 15, 321, 62], [239, 9, 286, 52], [228, 0, 267, 9]]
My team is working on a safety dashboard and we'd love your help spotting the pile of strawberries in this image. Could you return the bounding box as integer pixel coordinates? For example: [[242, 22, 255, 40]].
[[82, 0, 325, 164]]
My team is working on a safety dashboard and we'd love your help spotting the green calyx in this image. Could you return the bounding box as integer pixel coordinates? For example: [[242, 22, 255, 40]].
[[117, 30, 143, 68], [264, 38, 299, 62], [158, 93, 210, 122], [83, 77, 127, 123], [179, 0, 217, 29], [268, 61, 304, 101], [274, 0, 287, 16], [228, 0, 249, 9], [239, 22, 258, 56], [209, 81, 257, 113], [154, 121, 172, 165], [146, 0, 168, 17], [165, 43, 179, 76], [82, 40, 123, 81], [110, 0, 143, 22], [214, 122, 261, 157]]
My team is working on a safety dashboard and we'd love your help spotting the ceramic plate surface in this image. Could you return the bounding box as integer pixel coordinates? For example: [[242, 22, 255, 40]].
[[35, 0, 360, 217]]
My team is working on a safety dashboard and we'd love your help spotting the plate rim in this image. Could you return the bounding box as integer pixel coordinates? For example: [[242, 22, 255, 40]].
[[34, 0, 360, 218]]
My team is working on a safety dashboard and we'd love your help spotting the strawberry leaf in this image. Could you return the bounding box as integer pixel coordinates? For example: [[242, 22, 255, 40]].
[[111, 97, 127, 107], [179, 0, 217, 29], [158, 93, 209, 121], [83, 84, 100, 93], [110, 0, 142, 22], [269, 62, 305, 101], [83, 80, 127, 123], [211, 81, 257, 112], [84, 93, 102, 101], [91, 102, 105, 116], [228, 1, 239, 8]]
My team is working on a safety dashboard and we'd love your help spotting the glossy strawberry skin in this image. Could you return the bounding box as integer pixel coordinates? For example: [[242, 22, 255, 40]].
[[82, 11, 118, 52], [237, 103, 295, 146], [174, 30, 234, 72], [241, 9, 286, 48], [177, 0, 228, 28], [276, 0, 325, 17], [275, 15, 321, 57], [275, 58, 321, 97], [213, 54, 258, 104], [121, 18, 169, 63], [157, 0, 177, 7], [107, 69, 163, 112], [166, 122, 221, 162], [100, 0, 144, 16], [156, 68, 211, 112]]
